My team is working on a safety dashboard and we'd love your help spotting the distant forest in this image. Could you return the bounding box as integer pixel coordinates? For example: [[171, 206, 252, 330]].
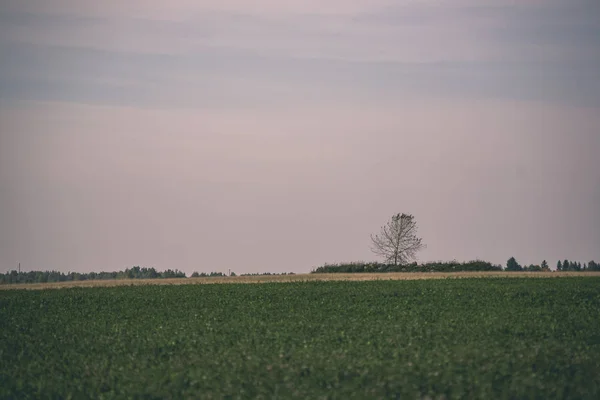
[[0, 266, 293, 285], [0, 266, 186, 285], [1, 259, 599, 285]]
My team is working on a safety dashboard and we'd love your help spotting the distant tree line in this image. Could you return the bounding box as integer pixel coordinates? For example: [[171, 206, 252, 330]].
[[2, 258, 598, 284], [0, 266, 186, 285], [190, 271, 227, 277], [1, 267, 300, 285], [313, 258, 600, 274], [505, 257, 600, 272], [313, 260, 503, 274], [557, 260, 599, 271], [505, 257, 550, 271]]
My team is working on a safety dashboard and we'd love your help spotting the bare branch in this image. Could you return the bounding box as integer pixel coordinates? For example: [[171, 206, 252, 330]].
[[370, 213, 425, 265]]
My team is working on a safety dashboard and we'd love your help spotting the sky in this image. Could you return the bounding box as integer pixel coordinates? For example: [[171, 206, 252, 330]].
[[0, 0, 599, 275]]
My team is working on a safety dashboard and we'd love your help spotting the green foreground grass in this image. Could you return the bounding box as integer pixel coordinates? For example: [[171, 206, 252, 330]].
[[1, 278, 600, 399]]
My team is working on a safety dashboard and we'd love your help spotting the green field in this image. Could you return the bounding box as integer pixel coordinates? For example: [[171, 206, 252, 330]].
[[1, 278, 600, 399]]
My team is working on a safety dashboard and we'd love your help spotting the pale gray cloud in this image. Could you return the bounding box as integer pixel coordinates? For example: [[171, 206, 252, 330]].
[[1, 0, 598, 107]]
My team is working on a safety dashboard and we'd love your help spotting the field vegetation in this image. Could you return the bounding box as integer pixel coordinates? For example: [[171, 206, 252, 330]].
[[1, 278, 600, 398]]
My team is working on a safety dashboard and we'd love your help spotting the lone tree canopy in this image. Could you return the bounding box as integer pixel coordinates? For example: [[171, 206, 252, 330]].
[[370, 213, 425, 265], [506, 257, 523, 271]]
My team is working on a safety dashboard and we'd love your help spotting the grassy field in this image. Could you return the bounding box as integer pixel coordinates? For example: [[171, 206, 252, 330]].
[[1, 271, 599, 290], [1, 278, 600, 399]]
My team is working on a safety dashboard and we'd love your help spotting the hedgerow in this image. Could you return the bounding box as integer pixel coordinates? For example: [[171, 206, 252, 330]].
[[312, 260, 503, 273]]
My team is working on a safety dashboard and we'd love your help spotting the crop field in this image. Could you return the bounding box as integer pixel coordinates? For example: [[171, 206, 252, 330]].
[[1, 278, 600, 399]]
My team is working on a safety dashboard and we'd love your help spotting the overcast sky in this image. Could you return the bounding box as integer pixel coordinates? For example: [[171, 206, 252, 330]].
[[1, 0, 599, 274]]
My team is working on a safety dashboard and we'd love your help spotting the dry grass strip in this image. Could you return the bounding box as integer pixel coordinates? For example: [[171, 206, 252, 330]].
[[1, 271, 599, 290]]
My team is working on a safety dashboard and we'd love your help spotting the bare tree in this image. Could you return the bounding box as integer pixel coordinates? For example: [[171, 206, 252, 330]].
[[370, 213, 425, 265]]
